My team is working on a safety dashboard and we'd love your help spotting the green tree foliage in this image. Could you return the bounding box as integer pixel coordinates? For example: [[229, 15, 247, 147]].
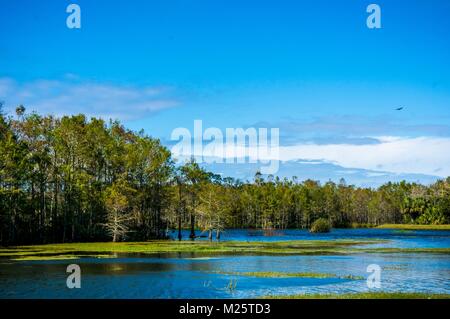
[[310, 218, 332, 233], [0, 107, 173, 244], [0, 107, 449, 245]]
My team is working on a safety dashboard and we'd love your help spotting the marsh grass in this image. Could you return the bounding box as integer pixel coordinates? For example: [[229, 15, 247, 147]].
[[365, 247, 450, 254], [11, 254, 116, 261], [0, 240, 376, 260], [1, 239, 448, 261], [225, 278, 238, 292], [217, 271, 364, 280], [266, 292, 450, 299]]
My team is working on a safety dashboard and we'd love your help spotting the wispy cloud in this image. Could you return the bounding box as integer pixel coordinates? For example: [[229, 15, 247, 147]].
[[0, 77, 180, 121], [239, 117, 450, 177], [275, 136, 450, 177], [174, 136, 450, 178]]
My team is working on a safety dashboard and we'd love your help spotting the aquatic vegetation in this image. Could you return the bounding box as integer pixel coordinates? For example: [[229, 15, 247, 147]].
[[1, 238, 448, 261], [11, 255, 80, 261], [9, 253, 117, 261], [266, 292, 450, 299], [360, 247, 450, 254], [218, 271, 364, 280], [382, 265, 408, 270], [0, 239, 379, 260], [225, 279, 238, 292]]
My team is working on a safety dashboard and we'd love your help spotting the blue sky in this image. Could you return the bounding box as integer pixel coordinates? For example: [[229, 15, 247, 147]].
[[1, 0, 450, 184]]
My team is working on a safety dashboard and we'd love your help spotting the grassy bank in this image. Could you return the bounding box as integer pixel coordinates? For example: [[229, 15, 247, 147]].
[[266, 292, 450, 299], [1, 239, 449, 261], [0, 240, 374, 260], [377, 224, 450, 230]]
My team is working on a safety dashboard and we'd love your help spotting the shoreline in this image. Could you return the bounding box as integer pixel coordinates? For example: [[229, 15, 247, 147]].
[[375, 224, 450, 230]]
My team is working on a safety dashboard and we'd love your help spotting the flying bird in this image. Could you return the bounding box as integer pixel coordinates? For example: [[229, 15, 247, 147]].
[[395, 107, 404, 111]]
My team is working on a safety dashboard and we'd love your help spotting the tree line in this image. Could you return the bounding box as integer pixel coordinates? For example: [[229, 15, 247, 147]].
[[1, 106, 449, 245]]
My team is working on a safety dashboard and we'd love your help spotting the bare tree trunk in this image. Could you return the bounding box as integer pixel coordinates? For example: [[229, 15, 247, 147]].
[[177, 183, 183, 241], [113, 214, 118, 242], [177, 213, 182, 241], [53, 177, 58, 243], [189, 212, 195, 240], [216, 229, 221, 241]]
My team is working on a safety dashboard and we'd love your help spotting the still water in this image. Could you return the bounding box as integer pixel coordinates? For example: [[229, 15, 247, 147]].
[[1, 229, 449, 298]]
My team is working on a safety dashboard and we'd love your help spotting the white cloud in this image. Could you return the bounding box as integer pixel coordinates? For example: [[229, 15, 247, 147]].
[[0, 77, 180, 121], [276, 136, 450, 177], [175, 135, 450, 177]]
